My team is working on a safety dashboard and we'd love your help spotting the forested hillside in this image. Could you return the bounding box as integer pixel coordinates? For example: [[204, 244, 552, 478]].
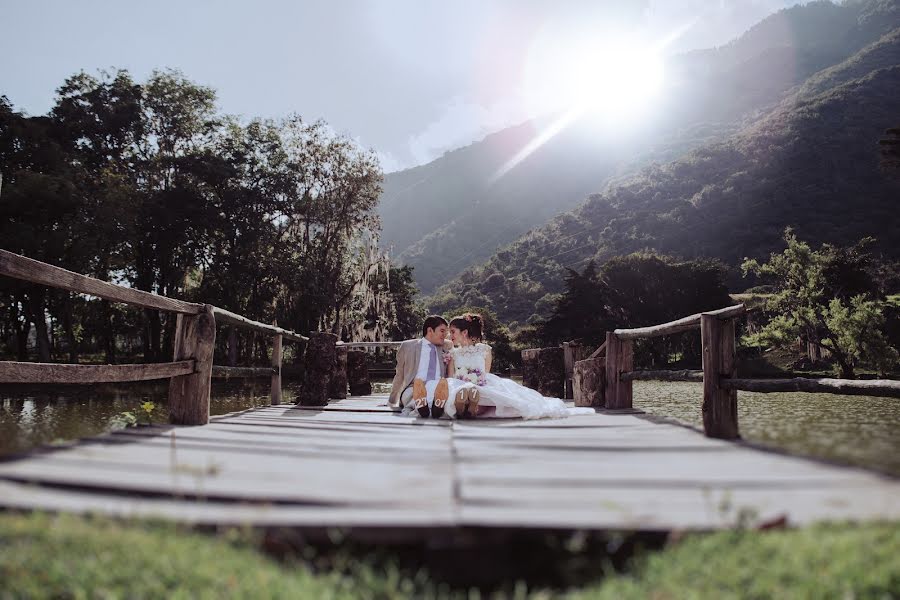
[[425, 26, 900, 326], [380, 0, 900, 294]]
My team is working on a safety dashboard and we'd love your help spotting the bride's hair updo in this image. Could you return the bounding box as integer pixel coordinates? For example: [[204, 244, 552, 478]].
[[449, 313, 484, 341]]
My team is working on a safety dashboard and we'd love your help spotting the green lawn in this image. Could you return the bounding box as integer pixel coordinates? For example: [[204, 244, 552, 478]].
[[1, 512, 898, 599]]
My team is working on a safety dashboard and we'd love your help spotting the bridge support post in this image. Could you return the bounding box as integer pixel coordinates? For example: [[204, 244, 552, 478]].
[[522, 347, 565, 398], [574, 356, 605, 407], [604, 332, 633, 410], [298, 332, 337, 406], [271, 326, 283, 405], [330, 344, 348, 399], [347, 349, 372, 396], [168, 304, 216, 425], [701, 314, 739, 439]]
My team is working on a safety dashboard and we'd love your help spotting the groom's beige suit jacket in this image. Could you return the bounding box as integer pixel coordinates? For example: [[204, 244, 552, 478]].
[[388, 338, 452, 408]]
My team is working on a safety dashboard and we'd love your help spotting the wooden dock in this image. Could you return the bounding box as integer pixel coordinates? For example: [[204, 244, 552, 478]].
[[1, 394, 897, 532]]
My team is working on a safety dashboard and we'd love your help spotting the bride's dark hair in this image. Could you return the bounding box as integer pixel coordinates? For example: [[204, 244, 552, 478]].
[[449, 313, 484, 341]]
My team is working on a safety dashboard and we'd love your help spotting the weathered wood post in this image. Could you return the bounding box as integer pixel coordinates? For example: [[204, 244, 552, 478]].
[[562, 341, 587, 399], [347, 349, 372, 396], [298, 331, 337, 406], [604, 332, 633, 410], [271, 324, 283, 405], [521, 347, 565, 398], [329, 343, 349, 400], [573, 356, 605, 407], [168, 304, 216, 425], [701, 314, 739, 439]]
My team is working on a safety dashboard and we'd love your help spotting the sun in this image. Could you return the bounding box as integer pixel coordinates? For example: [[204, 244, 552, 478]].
[[522, 34, 667, 126]]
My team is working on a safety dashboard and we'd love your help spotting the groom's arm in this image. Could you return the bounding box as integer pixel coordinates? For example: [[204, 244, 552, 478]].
[[388, 342, 410, 407]]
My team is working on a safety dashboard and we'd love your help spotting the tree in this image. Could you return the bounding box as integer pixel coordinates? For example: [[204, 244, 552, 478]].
[[742, 229, 898, 378]]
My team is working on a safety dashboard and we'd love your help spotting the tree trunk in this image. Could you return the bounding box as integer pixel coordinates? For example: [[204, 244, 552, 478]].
[[329, 344, 348, 400], [16, 318, 30, 361], [102, 300, 116, 364]]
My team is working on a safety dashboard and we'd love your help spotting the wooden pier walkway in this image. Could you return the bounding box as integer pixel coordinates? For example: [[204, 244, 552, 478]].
[[1, 394, 897, 532]]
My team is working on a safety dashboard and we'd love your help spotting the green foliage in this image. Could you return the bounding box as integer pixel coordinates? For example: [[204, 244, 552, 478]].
[[109, 411, 137, 429], [569, 522, 900, 600], [1, 69, 399, 364], [424, 25, 900, 326], [742, 229, 899, 377], [1, 513, 897, 599], [529, 254, 731, 367]]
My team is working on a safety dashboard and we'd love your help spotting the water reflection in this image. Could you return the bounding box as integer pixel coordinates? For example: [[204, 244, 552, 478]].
[[633, 381, 900, 476], [0, 380, 290, 456], [2, 379, 898, 476]]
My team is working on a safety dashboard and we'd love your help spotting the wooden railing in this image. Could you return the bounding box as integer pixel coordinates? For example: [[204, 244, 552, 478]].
[[531, 303, 900, 439], [0, 249, 309, 425]]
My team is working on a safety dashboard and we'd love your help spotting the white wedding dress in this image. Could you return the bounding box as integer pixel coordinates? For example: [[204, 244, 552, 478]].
[[442, 343, 595, 420]]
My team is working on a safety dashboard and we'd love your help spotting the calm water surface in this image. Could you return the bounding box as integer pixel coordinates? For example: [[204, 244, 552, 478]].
[[2, 379, 898, 475]]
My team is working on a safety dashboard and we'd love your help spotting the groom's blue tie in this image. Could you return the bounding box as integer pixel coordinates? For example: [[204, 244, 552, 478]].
[[426, 344, 438, 380]]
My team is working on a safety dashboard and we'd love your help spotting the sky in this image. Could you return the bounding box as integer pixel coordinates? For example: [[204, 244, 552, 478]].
[[1, 0, 801, 172]]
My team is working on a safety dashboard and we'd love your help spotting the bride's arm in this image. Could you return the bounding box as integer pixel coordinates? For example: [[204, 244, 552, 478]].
[[484, 348, 492, 374], [447, 357, 455, 378]]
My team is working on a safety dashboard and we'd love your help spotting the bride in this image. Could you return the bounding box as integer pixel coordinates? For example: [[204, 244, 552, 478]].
[[441, 313, 595, 420]]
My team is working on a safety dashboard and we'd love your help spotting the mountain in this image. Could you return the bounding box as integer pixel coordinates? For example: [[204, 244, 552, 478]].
[[424, 25, 900, 326], [379, 0, 900, 295]]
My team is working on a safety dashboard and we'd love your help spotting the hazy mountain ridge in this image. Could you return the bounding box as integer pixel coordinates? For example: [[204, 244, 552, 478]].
[[424, 26, 900, 325], [379, 0, 900, 295]]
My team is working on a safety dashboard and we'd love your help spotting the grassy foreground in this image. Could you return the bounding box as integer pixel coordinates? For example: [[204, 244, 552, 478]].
[[0, 512, 898, 599]]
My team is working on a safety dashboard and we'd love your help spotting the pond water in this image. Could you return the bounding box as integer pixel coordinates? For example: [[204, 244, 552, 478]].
[[1, 379, 898, 476]]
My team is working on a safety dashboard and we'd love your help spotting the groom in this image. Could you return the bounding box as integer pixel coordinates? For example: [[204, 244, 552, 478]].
[[388, 315, 452, 415]]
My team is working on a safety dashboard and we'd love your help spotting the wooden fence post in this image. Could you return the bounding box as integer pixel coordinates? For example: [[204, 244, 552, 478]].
[[271, 325, 283, 405], [347, 349, 372, 396], [521, 347, 565, 398], [329, 344, 349, 400], [701, 314, 739, 439], [298, 331, 336, 406], [562, 341, 587, 399], [573, 356, 605, 407], [168, 304, 216, 425], [604, 332, 633, 410]]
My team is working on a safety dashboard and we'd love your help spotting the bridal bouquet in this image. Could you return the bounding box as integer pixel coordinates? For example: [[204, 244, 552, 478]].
[[457, 367, 487, 386]]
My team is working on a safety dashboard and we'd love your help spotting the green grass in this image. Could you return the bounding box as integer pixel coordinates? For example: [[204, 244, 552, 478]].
[[1, 512, 898, 599], [569, 522, 900, 600]]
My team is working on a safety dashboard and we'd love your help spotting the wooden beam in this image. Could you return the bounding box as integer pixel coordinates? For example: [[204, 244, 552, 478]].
[[340, 341, 403, 349], [614, 304, 746, 340], [212, 307, 308, 343], [588, 341, 607, 360], [211, 366, 275, 379], [0, 360, 194, 384], [169, 305, 216, 426], [701, 314, 739, 439], [622, 369, 704, 382], [0, 250, 203, 315], [723, 377, 900, 399]]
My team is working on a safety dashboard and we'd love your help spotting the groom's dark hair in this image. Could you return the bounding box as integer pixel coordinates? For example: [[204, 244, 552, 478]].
[[422, 315, 448, 337]]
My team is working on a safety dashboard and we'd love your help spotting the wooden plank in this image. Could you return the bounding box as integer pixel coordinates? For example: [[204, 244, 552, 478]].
[[605, 332, 633, 409], [212, 307, 308, 343], [0, 249, 203, 314], [0, 481, 456, 527], [0, 360, 194, 384], [622, 369, 704, 382], [211, 366, 274, 378], [614, 304, 746, 340], [723, 377, 900, 398], [0, 448, 453, 506]]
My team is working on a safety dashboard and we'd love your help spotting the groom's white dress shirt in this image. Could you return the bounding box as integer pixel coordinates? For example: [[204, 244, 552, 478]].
[[416, 338, 442, 382]]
